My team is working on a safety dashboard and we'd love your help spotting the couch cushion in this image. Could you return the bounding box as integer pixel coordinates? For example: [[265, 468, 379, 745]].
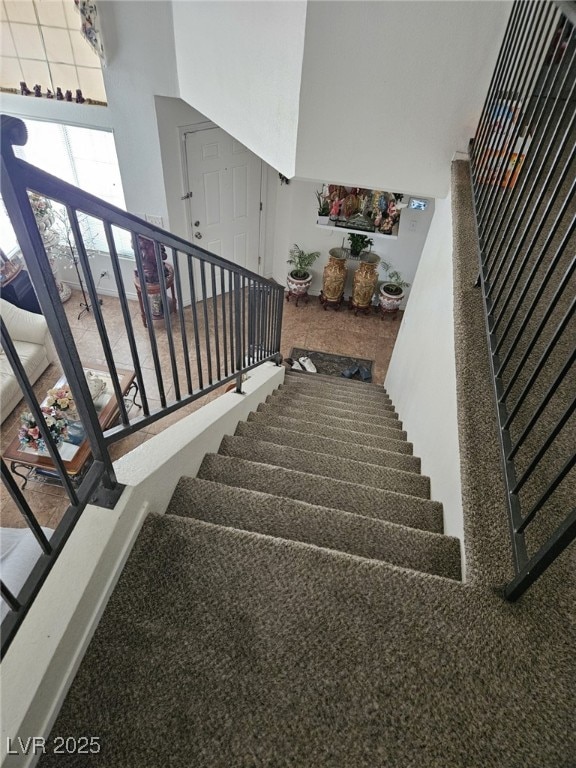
[[1, 340, 51, 422]]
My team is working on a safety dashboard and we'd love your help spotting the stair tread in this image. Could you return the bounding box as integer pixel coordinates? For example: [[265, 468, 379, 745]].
[[248, 411, 412, 451], [198, 454, 444, 533], [285, 369, 388, 392], [219, 435, 430, 498], [272, 390, 397, 415], [280, 380, 393, 405], [167, 477, 461, 580], [267, 395, 400, 426], [284, 371, 388, 394], [235, 422, 421, 472], [257, 401, 403, 433]]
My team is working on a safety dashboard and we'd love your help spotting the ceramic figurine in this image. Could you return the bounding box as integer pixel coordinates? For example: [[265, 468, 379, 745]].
[[56, 87, 64, 100], [75, 89, 85, 103], [20, 81, 31, 95], [65, 90, 73, 102], [33, 84, 42, 97], [46, 89, 54, 99]]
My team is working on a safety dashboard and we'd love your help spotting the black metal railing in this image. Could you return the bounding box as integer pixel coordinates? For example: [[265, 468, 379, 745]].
[[469, 0, 575, 599], [0, 116, 283, 655]]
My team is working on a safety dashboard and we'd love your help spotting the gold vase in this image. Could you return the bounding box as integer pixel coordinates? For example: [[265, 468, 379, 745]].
[[352, 260, 378, 310], [322, 254, 347, 303]]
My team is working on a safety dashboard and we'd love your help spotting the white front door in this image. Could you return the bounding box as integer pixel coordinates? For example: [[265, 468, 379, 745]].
[[184, 126, 262, 274]]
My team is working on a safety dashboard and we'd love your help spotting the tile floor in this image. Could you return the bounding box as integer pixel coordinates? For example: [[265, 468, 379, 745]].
[[1, 289, 402, 530]]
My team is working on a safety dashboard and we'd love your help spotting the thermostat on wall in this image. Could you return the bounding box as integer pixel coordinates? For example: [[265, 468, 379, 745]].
[[409, 198, 429, 211]]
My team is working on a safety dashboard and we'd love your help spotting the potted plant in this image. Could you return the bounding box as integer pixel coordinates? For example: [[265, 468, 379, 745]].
[[286, 243, 320, 301], [379, 265, 410, 312], [315, 188, 330, 225], [347, 233, 374, 258]]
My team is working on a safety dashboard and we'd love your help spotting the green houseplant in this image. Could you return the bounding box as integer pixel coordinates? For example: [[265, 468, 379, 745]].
[[379, 263, 410, 312], [315, 189, 330, 218], [347, 233, 374, 257], [287, 244, 320, 280], [286, 244, 320, 303]]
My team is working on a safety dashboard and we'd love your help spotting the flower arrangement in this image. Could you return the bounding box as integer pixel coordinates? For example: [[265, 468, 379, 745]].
[[45, 385, 76, 414], [18, 408, 69, 453]]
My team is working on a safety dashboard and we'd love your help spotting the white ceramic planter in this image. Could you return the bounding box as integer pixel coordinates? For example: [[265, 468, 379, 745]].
[[379, 283, 404, 312], [287, 271, 312, 296]]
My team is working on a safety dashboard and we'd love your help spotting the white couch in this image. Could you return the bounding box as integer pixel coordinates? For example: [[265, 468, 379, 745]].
[[0, 298, 58, 424]]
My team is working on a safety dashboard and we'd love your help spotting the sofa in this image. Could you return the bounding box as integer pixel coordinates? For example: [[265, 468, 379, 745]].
[[0, 298, 58, 424]]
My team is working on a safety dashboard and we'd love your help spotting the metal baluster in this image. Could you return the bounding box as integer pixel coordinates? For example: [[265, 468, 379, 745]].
[[187, 257, 204, 390], [132, 233, 167, 408], [1, 459, 52, 554], [199, 261, 213, 385], [172, 249, 193, 395], [104, 222, 150, 417], [220, 267, 229, 377], [155, 240, 180, 401], [210, 264, 221, 380]]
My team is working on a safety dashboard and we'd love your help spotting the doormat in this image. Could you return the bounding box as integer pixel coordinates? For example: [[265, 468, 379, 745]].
[[289, 348, 373, 381]]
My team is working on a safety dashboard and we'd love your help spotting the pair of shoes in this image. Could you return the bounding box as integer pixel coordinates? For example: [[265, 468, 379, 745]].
[[358, 366, 372, 382], [341, 364, 359, 378], [299, 356, 317, 373]]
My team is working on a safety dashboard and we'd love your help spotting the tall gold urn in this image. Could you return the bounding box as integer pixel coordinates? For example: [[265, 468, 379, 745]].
[[350, 254, 379, 315], [320, 249, 347, 310]]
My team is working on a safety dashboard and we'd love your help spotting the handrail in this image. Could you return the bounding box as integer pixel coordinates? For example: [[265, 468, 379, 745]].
[[468, 0, 575, 599], [0, 115, 284, 655]]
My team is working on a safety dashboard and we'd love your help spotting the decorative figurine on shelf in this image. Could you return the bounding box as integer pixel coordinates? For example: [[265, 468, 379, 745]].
[[330, 198, 341, 220], [46, 89, 54, 99], [75, 89, 85, 103], [65, 90, 73, 102], [56, 87, 64, 100], [20, 81, 32, 95], [33, 84, 42, 97]]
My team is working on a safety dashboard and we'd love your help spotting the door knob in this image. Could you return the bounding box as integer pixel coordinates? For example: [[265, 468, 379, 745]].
[[194, 221, 200, 226], [195, 232, 202, 239]]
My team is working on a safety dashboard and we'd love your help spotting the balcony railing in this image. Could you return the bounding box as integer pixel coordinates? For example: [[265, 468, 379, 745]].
[[0, 116, 284, 655], [469, 0, 575, 599]]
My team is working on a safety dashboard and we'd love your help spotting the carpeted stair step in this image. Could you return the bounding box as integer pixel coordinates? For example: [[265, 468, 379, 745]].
[[198, 454, 444, 532], [280, 378, 393, 405], [256, 401, 403, 434], [219, 435, 430, 498], [235, 422, 421, 473], [265, 393, 400, 425], [247, 410, 411, 452], [284, 369, 390, 396], [285, 369, 388, 393], [167, 477, 461, 580], [270, 390, 397, 417]]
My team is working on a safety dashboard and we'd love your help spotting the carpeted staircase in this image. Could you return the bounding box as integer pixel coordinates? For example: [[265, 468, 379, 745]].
[[37, 163, 576, 767], [173, 370, 461, 582]]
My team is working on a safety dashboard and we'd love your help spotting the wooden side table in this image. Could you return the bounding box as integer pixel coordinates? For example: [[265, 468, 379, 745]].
[[134, 263, 177, 327]]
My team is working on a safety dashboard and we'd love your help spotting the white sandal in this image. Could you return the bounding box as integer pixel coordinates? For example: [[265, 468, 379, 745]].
[[299, 356, 317, 373]]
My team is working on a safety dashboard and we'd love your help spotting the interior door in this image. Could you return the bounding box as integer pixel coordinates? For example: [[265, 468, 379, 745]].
[[184, 126, 262, 274]]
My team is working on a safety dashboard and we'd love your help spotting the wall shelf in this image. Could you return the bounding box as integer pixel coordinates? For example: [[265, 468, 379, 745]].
[[316, 222, 398, 241]]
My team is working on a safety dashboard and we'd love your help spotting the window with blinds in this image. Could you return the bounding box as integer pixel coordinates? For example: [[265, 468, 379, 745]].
[[1, 116, 132, 258]]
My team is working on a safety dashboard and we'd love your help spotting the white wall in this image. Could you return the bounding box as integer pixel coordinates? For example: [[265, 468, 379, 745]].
[[385, 191, 464, 560], [172, 0, 308, 178], [272, 178, 434, 307], [98, 0, 179, 222], [295, 1, 512, 196]]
